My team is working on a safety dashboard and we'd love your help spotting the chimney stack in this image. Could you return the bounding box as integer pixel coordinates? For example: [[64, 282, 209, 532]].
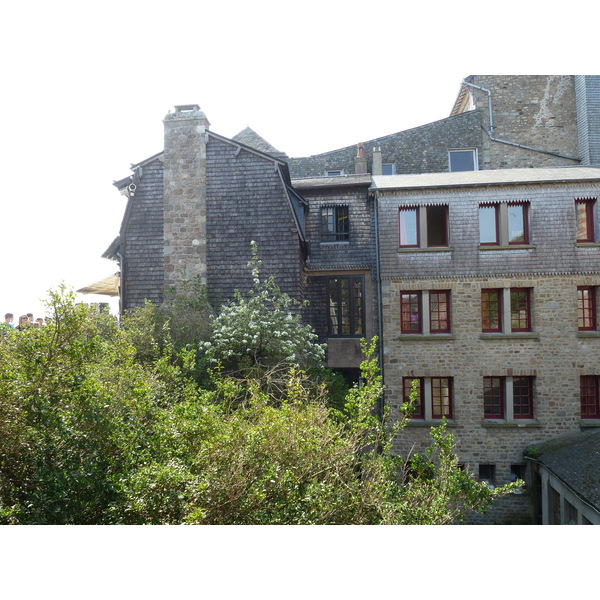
[[163, 105, 210, 291], [354, 142, 368, 174]]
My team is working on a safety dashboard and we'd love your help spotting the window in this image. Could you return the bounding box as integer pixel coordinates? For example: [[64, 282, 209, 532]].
[[483, 376, 534, 420], [326, 169, 343, 177], [381, 163, 395, 175], [580, 376, 600, 419], [479, 201, 529, 246], [575, 198, 596, 243], [399, 205, 448, 248], [403, 376, 453, 420], [449, 149, 477, 172], [478, 464, 496, 488], [578, 286, 597, 331], [321, 206, 349, 242], [401, 290, 450, 334], [327, 276, 364, 337], [481, 288, 532, 333]]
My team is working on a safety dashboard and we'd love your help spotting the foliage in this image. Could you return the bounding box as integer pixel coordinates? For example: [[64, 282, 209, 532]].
[[0, 278, 521, 525], [202, 241, 326, 375]]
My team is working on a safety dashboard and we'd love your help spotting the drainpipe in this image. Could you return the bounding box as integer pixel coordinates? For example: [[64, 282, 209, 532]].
[[463, 80, 581, 162], [373, 191, 385, 418]]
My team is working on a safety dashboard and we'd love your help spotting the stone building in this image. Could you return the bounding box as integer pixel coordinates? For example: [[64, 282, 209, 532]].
[[101, 75, 600, 523]]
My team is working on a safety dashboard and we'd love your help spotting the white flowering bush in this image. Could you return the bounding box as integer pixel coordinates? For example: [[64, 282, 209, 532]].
[[203, 242, 326, 372]]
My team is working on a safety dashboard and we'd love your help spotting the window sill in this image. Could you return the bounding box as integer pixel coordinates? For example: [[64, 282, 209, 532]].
[[407, 420, 456, 428], [482, 420, 540, 428], [576, 242, 600, 248], [397, 247, 452, 253], [320, 240, 350, 245], [479, 333, 539, 341], [577, 331, 600, 338], [479, 245, 536, 251], [398, 334, 454, 341], [580, 419, 600, 427]]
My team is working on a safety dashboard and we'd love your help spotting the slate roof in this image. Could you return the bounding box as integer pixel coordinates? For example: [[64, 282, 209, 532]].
[[529, 429, 600, 512], [371, 166, 600, 192], [231, 127, 288, 158]]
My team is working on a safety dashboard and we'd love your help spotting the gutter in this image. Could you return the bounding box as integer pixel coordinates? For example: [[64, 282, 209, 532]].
[[463, 80, 581, 163]]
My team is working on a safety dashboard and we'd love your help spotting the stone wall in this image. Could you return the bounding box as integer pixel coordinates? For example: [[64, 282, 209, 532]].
[[467, 75, 581, 169]]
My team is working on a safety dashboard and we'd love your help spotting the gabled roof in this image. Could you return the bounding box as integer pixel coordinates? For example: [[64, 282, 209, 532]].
[[232, 127, 288, 158]]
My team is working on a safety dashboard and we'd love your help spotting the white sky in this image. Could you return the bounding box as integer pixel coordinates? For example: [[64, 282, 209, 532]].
[[1, 0, 595, 320]]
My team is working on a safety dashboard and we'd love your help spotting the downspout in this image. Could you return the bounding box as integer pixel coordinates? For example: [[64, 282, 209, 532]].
[[373, 190, 385, 418], [463, 80, 581, 162], [116, 251, 124, 320]]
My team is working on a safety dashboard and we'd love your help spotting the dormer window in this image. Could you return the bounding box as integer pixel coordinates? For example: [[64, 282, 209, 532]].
[[449, 149, 477, 172]]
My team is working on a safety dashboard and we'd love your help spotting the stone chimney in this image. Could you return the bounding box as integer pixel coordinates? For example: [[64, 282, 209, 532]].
[[163, 104, 210, 291], [372, 145, 383, 175], [354, 142, 368, 174]]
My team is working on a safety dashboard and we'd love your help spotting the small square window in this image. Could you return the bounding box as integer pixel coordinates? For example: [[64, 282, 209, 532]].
[[403, 377, 453, 420], [401, 290, 451, 335], [483, 376, 534, 420], [399, 205, 448, 248], [381, 163, 395, 175], [449, 149, 477, 172], [479, 202, 529, 246], [481, 288, 532, 333], [478, 464, 496, 487], [326, 169, 343, 177]]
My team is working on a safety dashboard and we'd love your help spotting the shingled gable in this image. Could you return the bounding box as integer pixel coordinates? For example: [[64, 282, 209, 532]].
[[232, 126, 288, 159]]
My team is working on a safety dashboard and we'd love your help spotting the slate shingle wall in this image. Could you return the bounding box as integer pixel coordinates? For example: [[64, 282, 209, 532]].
[[205, 136, 304, 304], [122, 160, 164, 311]]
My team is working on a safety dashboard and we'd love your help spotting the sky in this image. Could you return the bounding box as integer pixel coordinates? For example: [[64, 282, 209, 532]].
[[1, 0, 596, 321]]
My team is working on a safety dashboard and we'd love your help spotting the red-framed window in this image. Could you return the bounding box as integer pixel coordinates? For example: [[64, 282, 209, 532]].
[[580, 376, 600, 419], [578, 286, 597, 331], [483, 376, 505, 419], [403, 377, 424, 419], [510, 288, 532, 332], [399, 207, 419, 248], [479, 204, 499, 245], [431, 377, 453, 419], [512, 376, 534, 419], [429, 290, 451, 333], [507, 202, 529, 245], [399, 205, 448, 248], [400, 291, 422, 333], [481, 289, 502, 333], [576, 198, 596, 243]]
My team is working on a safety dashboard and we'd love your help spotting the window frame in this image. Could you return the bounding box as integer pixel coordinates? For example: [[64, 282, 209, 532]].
[[578, 286, 597, 331], [479, 204, 499, 246], [326, 276, 365, 337], [481, 289, 503, 333], [448, 148, 478, 172], [507, 201, 530, 245], [482, 375, 534, 421], [398, 205, 449, 249], [575, 198, 596, 243], [580, 375, 600, 419], [403, 376, 453, 421], [401, 290, 451, 335], [320, 205, 350, 243], [510, 288, 532, 333], [479, 201, 530, 247]]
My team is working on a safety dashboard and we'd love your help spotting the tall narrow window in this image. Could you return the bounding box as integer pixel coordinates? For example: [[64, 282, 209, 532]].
[[580, 376, 600, 419], [576, 199, 596, 243], [403, 377, 424, 419], [483, 376, 505, 419], [507, 202, 529, 244], [321, 206, 349, 242], [481, 289, 502, 333], [578, 286, 597, 331], [426, 206, 449, 247], [512, 376, 534, 419], [401, 292, 422, 333], [327, 276, 364, 336], [431, 377, 452, 419], [510, 289, 531, 332], [479, 205, 499, 245], [429, 291, 450, 333], [399, 208, 419, 247]]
